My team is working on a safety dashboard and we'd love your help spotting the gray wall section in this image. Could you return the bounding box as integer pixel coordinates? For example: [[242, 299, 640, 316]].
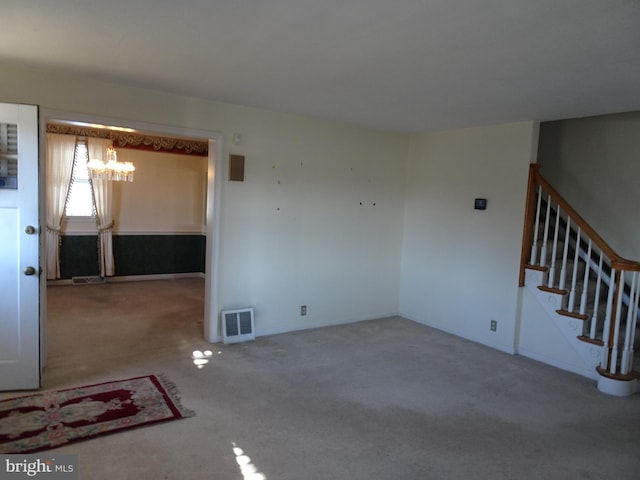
[[538, 111, 640, 260]]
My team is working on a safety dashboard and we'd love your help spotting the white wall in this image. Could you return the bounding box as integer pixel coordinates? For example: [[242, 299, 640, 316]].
[[62, 148, 207, 235], [112, 149, 207, 234], [0, 62, 408, 337], [399, 122, 538, 353], [538, 111, 640, 260], [517, 287, 594, 379], [219, 111, 407, 335]]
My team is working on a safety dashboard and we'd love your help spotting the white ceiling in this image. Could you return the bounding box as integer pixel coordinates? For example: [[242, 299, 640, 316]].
[[2, 0, 639, 133]]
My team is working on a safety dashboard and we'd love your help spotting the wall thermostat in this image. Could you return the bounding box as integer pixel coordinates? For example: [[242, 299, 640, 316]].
[[474, 198, 487, 210]]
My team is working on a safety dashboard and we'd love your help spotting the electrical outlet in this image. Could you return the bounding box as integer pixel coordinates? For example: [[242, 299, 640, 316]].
[[301, 305, 307, 316], [490, 320, 497, 332]]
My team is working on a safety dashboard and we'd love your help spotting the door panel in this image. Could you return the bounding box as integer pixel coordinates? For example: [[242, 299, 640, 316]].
[[0, 103, 40, 391]]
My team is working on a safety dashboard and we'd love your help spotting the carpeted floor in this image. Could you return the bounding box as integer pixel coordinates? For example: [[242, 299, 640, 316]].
[[3, 278, 639, 479]]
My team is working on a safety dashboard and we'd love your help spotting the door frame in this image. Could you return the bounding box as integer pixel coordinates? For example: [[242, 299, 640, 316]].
[[39, 108, 224, 365]]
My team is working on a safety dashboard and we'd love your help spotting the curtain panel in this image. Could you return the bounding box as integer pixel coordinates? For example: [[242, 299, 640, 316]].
[[45, 134, 76, 280], [87, 137, 116, 277]]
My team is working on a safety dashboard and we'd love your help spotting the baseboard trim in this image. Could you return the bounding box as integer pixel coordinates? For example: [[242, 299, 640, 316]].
[[254, 311, 400, 338], [48, 272, 205, 286], [107, 273, 205, 283], [400, 313, 516, 355], [516, 347, 597, 380]]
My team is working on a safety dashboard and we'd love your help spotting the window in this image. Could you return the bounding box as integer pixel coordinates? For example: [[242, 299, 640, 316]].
[[65, 140, 95, 217]]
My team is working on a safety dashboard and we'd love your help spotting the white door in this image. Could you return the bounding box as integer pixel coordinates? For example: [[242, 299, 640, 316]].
[[0, 103, 40, 391]]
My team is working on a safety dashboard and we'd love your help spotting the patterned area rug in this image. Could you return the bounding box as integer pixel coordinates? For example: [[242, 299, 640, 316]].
[[0, 374, 195, 454]]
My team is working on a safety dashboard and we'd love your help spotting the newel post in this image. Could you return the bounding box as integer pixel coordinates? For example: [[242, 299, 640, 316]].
[[519, 164, 541, 286]]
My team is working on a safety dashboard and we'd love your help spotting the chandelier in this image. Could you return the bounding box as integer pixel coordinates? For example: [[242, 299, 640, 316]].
[[87, 146, 135, 182]]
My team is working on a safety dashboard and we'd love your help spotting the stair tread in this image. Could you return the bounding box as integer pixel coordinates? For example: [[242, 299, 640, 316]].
[[596, 366, 640, 381], [556, 309, 589, 320], [538, 285, 567, 295], [525, 264, 548, 272], [577, 335, 604, 346]]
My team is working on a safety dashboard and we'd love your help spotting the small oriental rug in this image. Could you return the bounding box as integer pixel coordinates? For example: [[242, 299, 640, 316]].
[[0, 374, 195, 454]]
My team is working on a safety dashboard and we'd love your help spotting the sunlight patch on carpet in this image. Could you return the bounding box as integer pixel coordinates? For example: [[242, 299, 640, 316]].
[[233, 441, 267, 480], [192, 349, 217, 368]]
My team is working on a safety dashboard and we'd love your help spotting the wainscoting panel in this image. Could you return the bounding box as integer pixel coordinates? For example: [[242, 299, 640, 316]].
[[60, 236, 99, 278], [112, 235, 206, 276], [59, 234, 205, 279]]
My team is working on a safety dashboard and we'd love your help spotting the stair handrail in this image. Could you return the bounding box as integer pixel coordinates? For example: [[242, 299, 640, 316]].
[[520, 164, 640, 287], [520, 163, 640, 381]]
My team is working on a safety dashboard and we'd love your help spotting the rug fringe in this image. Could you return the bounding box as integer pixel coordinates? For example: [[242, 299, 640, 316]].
[[157, 374, 196, 418]]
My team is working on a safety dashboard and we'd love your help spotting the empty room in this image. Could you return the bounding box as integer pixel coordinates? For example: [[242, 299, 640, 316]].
[[1, 1, 639, 479]]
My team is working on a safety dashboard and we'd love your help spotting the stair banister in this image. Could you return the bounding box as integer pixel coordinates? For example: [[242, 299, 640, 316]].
[[520, 164, 640, 386], [520, 164, 640, 281]]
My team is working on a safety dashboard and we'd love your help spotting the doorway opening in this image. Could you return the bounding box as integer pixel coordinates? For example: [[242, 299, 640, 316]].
[[40, 111, 222, 387]]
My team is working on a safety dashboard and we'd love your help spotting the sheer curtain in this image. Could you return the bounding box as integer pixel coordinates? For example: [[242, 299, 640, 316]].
[[45, 133, 76, 280], [88, 138, 116, 277]]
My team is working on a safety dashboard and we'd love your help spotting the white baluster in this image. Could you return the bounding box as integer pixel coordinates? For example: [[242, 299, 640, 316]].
[[567, 227, 581, 312], [539, 194, 551, 267], [530, 186, 542, 265], [600, 268, 616, 369], [559, 218, 571, 291], [547, 204, 561, 288], [589, 252, 604, 340], [620, 271, 638, 375], [579, 240, 592, 316], [609, 271, 625, 375]]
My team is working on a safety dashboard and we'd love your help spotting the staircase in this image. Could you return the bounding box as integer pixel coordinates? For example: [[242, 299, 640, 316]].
[[519, 164, 640, 396]]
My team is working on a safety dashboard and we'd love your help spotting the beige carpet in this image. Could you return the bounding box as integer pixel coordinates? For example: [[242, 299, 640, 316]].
[[3, 278, 639, 479]]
